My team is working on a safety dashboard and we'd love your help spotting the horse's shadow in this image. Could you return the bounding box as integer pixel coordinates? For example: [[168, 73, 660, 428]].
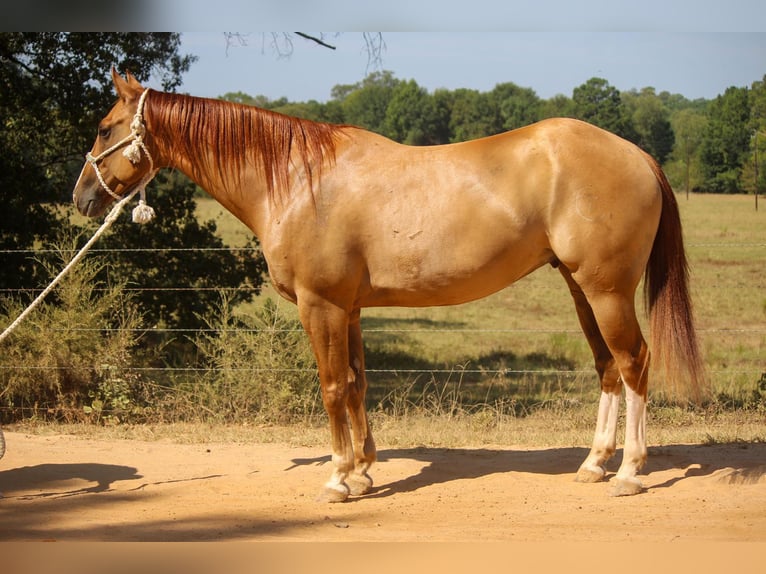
[[0, 463, 143, 499], [367, 447, 587, 499], [288, 446, 588, 499], [0, 462, 226, 500], [287, 442, 766, 498]]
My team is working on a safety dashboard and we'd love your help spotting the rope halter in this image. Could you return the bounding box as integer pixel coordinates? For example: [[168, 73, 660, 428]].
[[85, 88, 157, 224]]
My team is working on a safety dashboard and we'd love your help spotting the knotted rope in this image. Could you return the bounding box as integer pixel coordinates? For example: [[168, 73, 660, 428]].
[[0, 89, 159, 344]]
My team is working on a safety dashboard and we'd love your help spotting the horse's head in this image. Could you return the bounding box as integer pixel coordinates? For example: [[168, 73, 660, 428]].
[[73, 69, 156, 218]]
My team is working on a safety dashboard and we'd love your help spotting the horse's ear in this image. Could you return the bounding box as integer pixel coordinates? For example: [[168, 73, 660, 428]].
[[111, 67, 142, 102], [125, 70, 145, 91]]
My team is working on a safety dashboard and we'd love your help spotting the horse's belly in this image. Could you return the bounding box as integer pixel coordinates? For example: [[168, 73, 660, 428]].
[[359, 244, 552, 308]]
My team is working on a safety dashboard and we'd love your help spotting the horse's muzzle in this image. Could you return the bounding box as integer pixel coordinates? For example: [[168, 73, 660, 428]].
[[74, 180, 111, 218]]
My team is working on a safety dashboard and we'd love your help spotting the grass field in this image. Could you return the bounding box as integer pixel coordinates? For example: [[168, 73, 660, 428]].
[[195, 192, 765, 419]]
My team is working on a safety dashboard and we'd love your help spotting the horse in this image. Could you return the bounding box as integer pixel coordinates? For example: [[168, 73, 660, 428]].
[[73, 70, 705, 501]]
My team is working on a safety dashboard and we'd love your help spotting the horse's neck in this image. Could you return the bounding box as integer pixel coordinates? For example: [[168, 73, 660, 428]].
[[147, 100, 272, 237], [183, 160, 269, 239]]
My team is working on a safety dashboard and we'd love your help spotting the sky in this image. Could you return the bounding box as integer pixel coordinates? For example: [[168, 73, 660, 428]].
[[176, 32, 766, 103]]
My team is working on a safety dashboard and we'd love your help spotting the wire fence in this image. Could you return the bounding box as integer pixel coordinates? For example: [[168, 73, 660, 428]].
[[1, 242, 764, 381]]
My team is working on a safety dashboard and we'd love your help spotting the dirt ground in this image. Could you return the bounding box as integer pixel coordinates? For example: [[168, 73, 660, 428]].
[[0, 431, 764, 543]]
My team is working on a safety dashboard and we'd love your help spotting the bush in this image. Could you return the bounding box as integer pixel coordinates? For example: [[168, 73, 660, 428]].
[[191, 296, 321, 423], [0, 238, 143, 422]]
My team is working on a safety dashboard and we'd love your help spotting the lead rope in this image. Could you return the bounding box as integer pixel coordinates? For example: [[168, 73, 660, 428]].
[[1, 90, 159, 344], [0, 188, 143, 345]]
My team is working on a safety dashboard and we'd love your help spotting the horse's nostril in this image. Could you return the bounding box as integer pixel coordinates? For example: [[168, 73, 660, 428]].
[[79, 197, 98, 217]]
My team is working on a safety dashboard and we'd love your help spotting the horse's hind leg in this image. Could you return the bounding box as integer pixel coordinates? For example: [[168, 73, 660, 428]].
[[559, 267, 622, 483], [345, 309, 377, 496], [584, 289, 650, 497]]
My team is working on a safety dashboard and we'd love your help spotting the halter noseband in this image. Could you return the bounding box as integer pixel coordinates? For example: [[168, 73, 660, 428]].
[[85, 88, 157, 223]]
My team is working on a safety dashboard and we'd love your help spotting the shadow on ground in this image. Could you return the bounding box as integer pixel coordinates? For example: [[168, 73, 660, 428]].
[[289, 441, 766, 498]]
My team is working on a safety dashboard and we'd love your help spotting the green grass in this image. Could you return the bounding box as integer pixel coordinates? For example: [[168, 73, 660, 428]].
[[680, 194, 765, 407], [195, 192, 765, 414]]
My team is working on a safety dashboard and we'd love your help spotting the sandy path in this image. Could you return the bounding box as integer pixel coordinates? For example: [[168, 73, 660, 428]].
[[0, 431, 764, 542]]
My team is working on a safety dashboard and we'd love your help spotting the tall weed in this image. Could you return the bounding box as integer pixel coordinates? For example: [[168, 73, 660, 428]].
[[192, 296, 321, 423]]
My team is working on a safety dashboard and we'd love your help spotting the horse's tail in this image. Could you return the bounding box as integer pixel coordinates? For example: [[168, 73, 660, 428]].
[[643, 153, 708, 404]]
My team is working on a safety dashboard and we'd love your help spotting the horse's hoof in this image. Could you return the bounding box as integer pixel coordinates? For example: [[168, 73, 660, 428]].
[[609, 477, 644, 497], [575, 465, 605, 483], [316, 482, 350, 503], [347, 472, 373, 496]]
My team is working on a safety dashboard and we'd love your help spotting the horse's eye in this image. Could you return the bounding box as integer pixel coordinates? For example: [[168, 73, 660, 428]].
[[98, 126, 111, 139]]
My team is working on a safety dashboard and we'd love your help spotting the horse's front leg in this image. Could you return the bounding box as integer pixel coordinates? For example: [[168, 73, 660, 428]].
[[299, 298, 355, 502], [346, 310, 376, 496]]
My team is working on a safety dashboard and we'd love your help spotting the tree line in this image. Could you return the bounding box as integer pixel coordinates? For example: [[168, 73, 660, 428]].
[[223, 70, 766, 197]]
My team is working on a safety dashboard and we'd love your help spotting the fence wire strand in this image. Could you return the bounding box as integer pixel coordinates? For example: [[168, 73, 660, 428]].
[[1, 242, 763, 380]]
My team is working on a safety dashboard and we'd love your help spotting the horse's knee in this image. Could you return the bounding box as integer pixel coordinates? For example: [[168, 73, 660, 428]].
[[321, 380, 348, 413]]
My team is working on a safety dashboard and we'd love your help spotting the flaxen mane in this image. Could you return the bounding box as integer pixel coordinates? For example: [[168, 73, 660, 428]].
[[145, 91, 344, 202]]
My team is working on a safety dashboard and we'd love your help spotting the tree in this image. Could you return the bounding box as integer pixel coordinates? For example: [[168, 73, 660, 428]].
[[666, 108, 708, 195], [448, 88, 501, 142], [741, 75, 766, 200], [382, 79, 442, 145], [97, 172, 266, 331], [0, 33, 195, 293], [539, 94, 575, 119], [658, 91, 708, 114], [572, 77, 636, 141], [332, 70, 400, 133], [623, 88, 675, 163], [271, 100, 345, 124], [491, 82, 541, 131], [700, 86, 751, 193], [429, 89, 457, 144], [0, 33, 269, 334], [225, 33, 386, 73], [220, 91, 284, 108], [749, 75, 766, 129]]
